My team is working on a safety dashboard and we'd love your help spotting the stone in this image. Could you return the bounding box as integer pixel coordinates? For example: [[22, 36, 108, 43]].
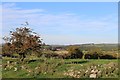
[[91, 69, 95, 73], [4, 68, 7, 70], [21, 65, 25, 69], [44, 72, 46, 74], [77, 71, 81, 74], [85, 70, 88, 73], [35, 67, 38, 70], [7, 61, 10, 64], [94, 66, 97, 69], [94, 69, 98, 74], [27, 69, 32, 73], [76, 75, 80, 78], [14, 62, 17, 65], [9, 65, 13, 69], [89, 74, 97, 78], [69, 72, 74, 77], [14, 67, 17, 71]]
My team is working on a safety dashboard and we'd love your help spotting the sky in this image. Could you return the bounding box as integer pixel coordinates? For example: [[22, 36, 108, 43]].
[[1, 2, 118, 45]]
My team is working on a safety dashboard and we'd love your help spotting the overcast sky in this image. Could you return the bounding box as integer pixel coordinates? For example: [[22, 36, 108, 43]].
[[1, 2, 118, 45]]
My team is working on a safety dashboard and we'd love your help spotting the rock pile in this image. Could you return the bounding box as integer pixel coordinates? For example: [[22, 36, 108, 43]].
[[64, 62, 118, 78]]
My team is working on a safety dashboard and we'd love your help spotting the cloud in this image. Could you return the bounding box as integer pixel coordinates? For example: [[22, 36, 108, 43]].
[[2, 3, 44, 21], [1, 3, 118, 44]]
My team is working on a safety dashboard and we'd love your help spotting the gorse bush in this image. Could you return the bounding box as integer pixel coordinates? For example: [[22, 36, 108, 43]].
[[66, 46, 83, 59], [84, 47, 102, 59], [42, 52, 60, 58], [84, 53, 100, 59], [99, 52, 118, 59], [84, 52, 118, 59], [84, 47, 118, 59]]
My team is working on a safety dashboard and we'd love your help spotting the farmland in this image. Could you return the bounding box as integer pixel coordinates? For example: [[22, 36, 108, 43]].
[[1, 43, 119, 79], [2, 58, 118, 78]]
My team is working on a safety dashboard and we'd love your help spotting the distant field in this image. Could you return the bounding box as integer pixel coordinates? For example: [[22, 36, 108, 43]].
[[55, 50, 68, 55]]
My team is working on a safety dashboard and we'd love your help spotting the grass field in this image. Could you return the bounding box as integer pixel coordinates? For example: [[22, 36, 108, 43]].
[[2, 58, 118, 78]]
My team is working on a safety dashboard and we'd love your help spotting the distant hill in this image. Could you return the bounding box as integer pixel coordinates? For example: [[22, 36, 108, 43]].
[[48, 43, 118, 51]]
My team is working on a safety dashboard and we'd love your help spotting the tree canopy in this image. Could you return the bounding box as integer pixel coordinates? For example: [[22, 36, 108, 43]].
[[3, 23, 42, 61]]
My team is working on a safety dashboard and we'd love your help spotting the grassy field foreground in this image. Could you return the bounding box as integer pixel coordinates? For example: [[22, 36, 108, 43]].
[[2, 58, 118, 78]]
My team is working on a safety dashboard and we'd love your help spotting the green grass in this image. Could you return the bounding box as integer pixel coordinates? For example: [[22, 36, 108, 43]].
[[2, 58, 118, 78]]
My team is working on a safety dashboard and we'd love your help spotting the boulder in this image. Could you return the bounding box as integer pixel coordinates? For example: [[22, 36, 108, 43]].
[[89, 73, 97, 78]]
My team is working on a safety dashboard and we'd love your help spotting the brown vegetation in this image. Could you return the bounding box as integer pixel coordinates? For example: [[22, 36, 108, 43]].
[[2, 26, 42, 62]]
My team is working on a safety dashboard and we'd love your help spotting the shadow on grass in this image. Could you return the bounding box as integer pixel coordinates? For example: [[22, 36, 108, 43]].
[[65, 60, 89, 64]]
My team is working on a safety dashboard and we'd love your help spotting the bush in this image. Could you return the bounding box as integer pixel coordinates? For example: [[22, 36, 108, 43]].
[[84, 48, 118, 59], [66, 46, 83, 59], [84, 53, 99, 59], [99, 54, 116, 59], [84, 47, 102, 59], [99, 52, 117, 59], [43, 52, 61, 58]]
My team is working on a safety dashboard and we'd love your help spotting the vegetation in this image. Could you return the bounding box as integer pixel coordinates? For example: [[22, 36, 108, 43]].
[[2, 58, 118, 78], [84, 47, 102, 59], [2, 23, 42, 62], [1, 24, 119, 79], [66, 46, 83, 59]]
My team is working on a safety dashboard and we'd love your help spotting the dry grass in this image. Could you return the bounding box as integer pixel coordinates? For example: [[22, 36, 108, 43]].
[[55, 50, 68, 55]]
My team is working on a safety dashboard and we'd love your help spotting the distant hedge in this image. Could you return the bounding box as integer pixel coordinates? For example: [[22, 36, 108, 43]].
[[84, 52, 118, 59], [42, 47, 119, 59], [99, 52, 118, 59]]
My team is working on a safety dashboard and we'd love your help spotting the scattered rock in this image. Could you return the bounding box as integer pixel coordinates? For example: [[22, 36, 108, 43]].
[[77, 71, 81, 74], [9, 65, 13, 69], [89, 74, 97, 78], [14, 62, 18, 65], [7, 61, 10, 64], [14, 67, 17, 71], [7, 61, 13, 64], [4, 68, 7, 70], [91, 69, 95, 73], [94, 69, 98, 74]]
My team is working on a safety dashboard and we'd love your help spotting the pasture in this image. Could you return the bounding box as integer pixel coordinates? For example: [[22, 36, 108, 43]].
[[2, 58, 118, 78]]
